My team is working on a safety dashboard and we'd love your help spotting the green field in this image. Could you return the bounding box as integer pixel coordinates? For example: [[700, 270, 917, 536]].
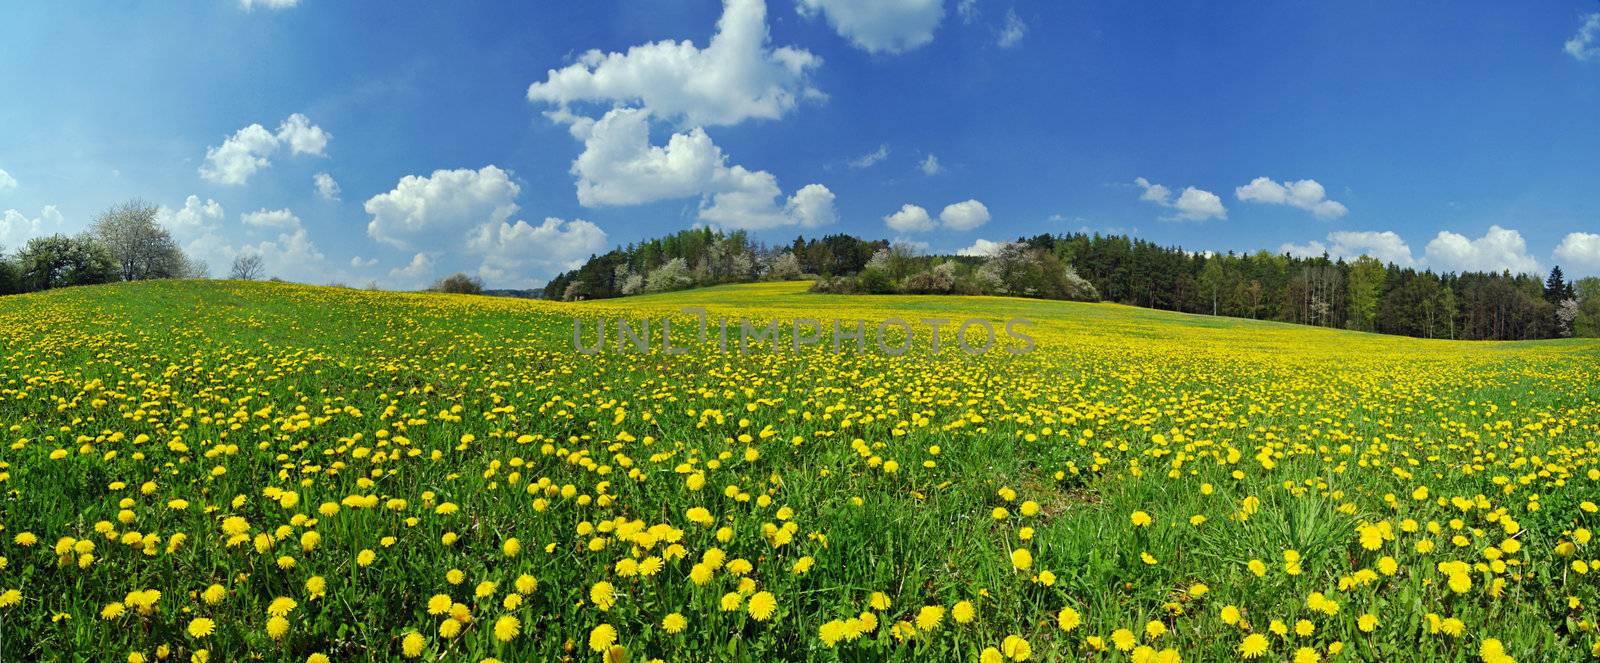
[[0, 280, 1597, 662]]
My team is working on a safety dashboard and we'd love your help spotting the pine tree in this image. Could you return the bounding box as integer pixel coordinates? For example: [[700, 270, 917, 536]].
[[1544, 266, 1568, 305]]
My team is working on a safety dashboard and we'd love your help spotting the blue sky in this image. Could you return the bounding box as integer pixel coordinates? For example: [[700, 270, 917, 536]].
[[2, 0, 1598, 287]]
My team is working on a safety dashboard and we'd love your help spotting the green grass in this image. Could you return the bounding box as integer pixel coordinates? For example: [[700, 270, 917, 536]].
[[0, 279, 1596, 662]]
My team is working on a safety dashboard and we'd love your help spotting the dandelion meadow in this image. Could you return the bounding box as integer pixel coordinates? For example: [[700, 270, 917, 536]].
[[0, 279, 1596, 661]]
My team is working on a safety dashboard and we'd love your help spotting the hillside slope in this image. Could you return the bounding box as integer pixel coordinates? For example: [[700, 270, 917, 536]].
[[0, 280, 1597, 660], [6, 279, 1591, 358]]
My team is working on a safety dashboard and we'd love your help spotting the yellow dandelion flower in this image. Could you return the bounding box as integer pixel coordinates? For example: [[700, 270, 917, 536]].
[[186, 617, 215, 638], [437, 618, 462, 639], [1010, 548, 1033, 570], [748, 591, 777, 621], [401, 632, 426, 658], [1058, 606, 1080, 631], [952, 600, 976, 624], [427, 594, 452, 615], [267, 596, 298, 617], [1111, 628, 1137, 651], [1001, 635, 1031, 661], [267, 616, 290, 640], [870, 592, 892, 611], [1136, 620, 1162, 641], [589, 623, 618, 652], [493, 615, 520, 642], [1239, 633, 1269, 658]]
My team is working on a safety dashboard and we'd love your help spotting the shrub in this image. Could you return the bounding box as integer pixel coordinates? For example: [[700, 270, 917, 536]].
[[645, 258, 693, 293], [430, 272, 484, 295], [766, 252, 802, 281], [901, 261, 958, 294]]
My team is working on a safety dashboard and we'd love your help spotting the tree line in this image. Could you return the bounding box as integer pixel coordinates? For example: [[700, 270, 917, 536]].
[[0, 199, 282, 295], [545, 228, 1600, 341], [541, 228, 892, 301], [538, 228, 1100, 302], [1027, 232, 1595, 340], [11, 202, 1592, 342], [808, 241, 1100, 302]]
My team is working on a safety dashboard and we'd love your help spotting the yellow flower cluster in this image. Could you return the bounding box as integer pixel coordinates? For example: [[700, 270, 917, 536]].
[[0, 279, 1595, 660]]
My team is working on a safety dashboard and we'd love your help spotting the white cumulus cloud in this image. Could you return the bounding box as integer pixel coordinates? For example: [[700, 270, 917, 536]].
[[698, 169, 838, 230], [939, 199, 990, 231], [697, 167, 792, 228], [0, 169, 16, 190], [364, 166, 521, 248], [527, 0, 822, 127], [956, 238, 1004, 257], [796, 0, 945, 55], [314, 172, 341, 201], [1134, 176, 1171, 205], [242, 208, 301, 230], [1423, 225, 1540, 275], [276, 113, 330, 156], [570, 107, 834, 229], [154, 196, 337, 284], [156, 196, 228, 272], [887, 199, 990, 233], [783, 183, 839, 228], [1554, 232, 1600, 275], [470, 217, 610, 288], [157, 195, 225, 237], [1566, 13, 1600, 61], [1327, 230, 1413, 266], [199, 113, 331, 185], [162, 196, 331, 281], [1235, 176, 1348, 219], [1280, 230, 1414, 266], [528, 1, 835, 230], [241, 228, 326, 281], [1172, 187, 1226, 221], [1282, 227, 1553, 275], [1, 205, 64, 250], [199, 124, 278, 186], [1135, 177, 1225, 221], [884, 204, 935, 233], [571, 108, 723, 206], [388, 253, 437, 290], [920, 154, 942, 175], [365, 165, 617, 287]]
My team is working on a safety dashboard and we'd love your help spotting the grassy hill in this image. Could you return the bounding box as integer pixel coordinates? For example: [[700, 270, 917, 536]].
[[11, 278, 1589, 356], [0, 280, 1597, 661]]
